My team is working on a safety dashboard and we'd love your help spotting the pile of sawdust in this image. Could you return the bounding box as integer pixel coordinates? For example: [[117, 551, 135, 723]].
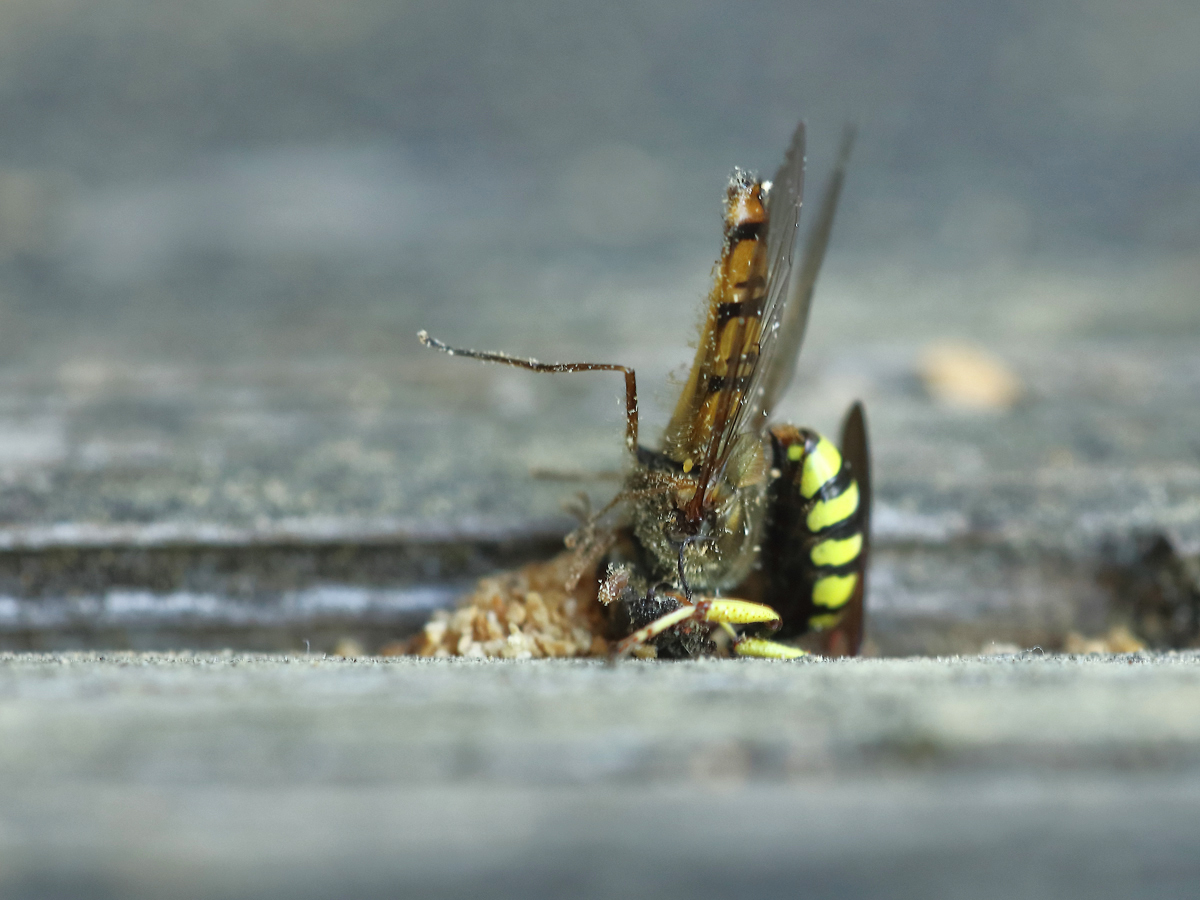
[[410, 553, 610, 658]]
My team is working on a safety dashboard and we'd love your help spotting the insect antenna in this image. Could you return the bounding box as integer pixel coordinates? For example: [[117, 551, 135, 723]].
[[563, 488, 631, 550], [676, 538, 697, 602], [418, 330, 639, 452], [672, 534, 721, 603]]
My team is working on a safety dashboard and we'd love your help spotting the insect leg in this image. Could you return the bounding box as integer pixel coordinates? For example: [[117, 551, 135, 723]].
[[733, 638, 808, 659], [418, 330, 639, 452], [612, 595, 782, 657], [613, 600, 697, 656]]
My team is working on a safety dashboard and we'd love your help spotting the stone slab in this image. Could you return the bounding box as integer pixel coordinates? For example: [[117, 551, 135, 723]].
[[1, 653, 1199, 898]]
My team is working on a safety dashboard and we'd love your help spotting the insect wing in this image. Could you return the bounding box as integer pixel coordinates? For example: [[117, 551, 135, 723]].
[[693, 135, 800, 493], [701, 121, 805, 500], [662, 162, 779, 479], [758, 126, 856, 418], [764, 121, 807, 321]]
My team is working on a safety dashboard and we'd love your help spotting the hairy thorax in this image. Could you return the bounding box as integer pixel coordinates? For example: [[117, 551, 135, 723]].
[[625, 447, 769, 594]]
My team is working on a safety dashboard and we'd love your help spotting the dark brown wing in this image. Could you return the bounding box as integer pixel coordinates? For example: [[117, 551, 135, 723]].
[[819, 400, 870, 657]]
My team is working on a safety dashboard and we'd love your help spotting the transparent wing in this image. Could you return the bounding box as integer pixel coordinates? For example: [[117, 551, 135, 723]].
[[763, 121, 807, 316], [757, 125, 856, 417]]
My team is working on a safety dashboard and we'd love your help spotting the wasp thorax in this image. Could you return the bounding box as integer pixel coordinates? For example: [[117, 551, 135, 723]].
[[626, 452, 768, 594]]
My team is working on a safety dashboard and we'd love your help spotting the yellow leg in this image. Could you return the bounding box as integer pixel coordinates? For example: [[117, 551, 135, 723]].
[[734, 638, 808, 659], [704, 598, 781, 627], [614, 595, 783, 657], [614, 603, 696, 656]]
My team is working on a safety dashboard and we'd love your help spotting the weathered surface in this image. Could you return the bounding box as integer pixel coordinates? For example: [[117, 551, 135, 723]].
[[0, 0, 1196, 651], [3, 322, 1200, 651], [1, 652, 1199, 899]]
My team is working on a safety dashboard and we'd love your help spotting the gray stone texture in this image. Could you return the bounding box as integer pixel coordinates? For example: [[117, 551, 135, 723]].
[[2, 652, 1200, 899]]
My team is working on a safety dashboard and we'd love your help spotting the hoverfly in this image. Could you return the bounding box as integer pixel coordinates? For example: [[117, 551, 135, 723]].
[[418, 121, 869, 659]]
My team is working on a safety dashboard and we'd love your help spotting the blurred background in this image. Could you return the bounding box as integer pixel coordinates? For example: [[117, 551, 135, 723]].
[[1, 0, 1196, 364]]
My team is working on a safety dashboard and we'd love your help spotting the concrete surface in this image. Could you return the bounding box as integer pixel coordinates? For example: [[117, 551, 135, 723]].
[[2, 652, 1199, 899]]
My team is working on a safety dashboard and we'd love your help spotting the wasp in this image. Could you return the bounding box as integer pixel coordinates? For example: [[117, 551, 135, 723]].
[[418, 121, 869, 659]]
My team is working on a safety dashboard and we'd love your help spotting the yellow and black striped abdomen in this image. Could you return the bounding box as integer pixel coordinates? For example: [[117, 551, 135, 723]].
[[762, 424, 867, 639]]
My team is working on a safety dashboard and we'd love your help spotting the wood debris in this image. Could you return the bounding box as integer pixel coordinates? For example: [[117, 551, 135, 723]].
[[409, 552, 610, 658]]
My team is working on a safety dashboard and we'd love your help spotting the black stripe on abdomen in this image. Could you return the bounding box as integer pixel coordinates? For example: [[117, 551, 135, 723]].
[[727, 221, 765, 243]]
